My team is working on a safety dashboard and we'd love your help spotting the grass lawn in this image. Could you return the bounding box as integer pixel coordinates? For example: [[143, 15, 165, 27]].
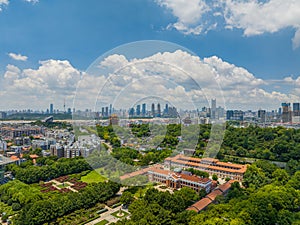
[[94, 168, 124, 180], [111, 210, 129, 218], [57, 183, 70, 188], [80, 170, 107, 183], [95, 220, 109, 225]]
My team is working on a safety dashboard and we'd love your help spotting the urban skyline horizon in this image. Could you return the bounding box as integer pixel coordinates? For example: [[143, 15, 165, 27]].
[[1, 100, 300, 115]]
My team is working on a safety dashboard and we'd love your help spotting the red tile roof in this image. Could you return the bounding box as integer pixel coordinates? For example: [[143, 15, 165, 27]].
[[187, 197, 212, 212], [119, 165, 162, 180], [165, 154, 247, 174], [29, 154, 39, 159], [206, 189, 223, 201], [218, 180, 234, 193], [149, 168, 211, 184], [186, 181, 236, 213], [10, 156, 19, 161]]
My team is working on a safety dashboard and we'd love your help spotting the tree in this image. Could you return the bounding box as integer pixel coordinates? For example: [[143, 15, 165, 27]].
[[226, 182, 244, 201], [242, 165, 268, 188], [272, 169, 289, 185], [287, 171, 300, 189], [12, 203, 22, 211], [199, 189, 207, 199], [120, 192, 134, 206], [212, 174, 218, 181], [174, 187, 199, 208]]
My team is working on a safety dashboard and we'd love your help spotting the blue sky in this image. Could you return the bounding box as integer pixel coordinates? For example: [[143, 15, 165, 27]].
[[1, 0, 300, 110]]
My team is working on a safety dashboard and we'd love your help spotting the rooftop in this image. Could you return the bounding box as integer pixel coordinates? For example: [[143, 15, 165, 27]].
[[206, 189, 223, 201], [187, 197, 212, 212], [186, 180, 235, 213], [0, 154, 18, 166], [165, 154, 247, 174], [217, 180, 235, 193], [149, 168, 211, 184]]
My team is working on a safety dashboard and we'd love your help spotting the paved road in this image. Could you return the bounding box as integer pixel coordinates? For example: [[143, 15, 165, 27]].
[[85, 205, 130, 225], [100, 139, 113, 153]]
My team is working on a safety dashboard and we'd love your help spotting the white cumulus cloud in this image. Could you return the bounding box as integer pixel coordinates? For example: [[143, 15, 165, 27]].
[[74, 50, 296, 111], [155, 0, 210, 35], [8, 52, 28, 61], [155, 0, 300, 48], [0, 0, 8, 11], [0, 59, 82, 110], [24, 0, 39, 3], [1, 51, 299, 111]]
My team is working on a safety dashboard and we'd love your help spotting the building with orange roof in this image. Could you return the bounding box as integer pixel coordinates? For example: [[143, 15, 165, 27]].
[[187, 197, 212, 212], [148, 168, 212, 193], [187, 180, 235, 213], [206, 189, 223, 201], [10, 155, 19, 161], [120, 164, 162, 180], [217, 179, 235, 194], [164, 154, 247, 181], [30, 154, 39, 165]]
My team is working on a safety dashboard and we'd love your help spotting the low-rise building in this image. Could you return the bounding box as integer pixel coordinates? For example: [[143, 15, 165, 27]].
[[148, 168, 212, 193], [50, 144, 64, 158], [187, 180, 235, 213], [0, 154, 20, 184], [0, 125, 44, 139], [0, 139, 7, 151], [164, 155, 247, 181]]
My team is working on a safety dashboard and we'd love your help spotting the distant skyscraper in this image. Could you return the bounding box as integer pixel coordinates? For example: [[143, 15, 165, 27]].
[[282, 103, 292, 123], [217, 106, 225, 118], [105, 107, 109, 117], [226, 110, 243, 121], [129, 108, 135, 117], [157, 103, 161, 117], [168, 106, 177, 118], [50, 103, 53, 114], [258, 109, 266, 123], [211, 99, 216, 120], [109, 104, 112, 116], [165, 104, 169, 115], [136, 105, 141, 116], [101, 107, 105, 117], [226, 110, 233, 120], [293, 103, 300, 116], [151, 103, 155, 117], [142, 103, 146, 116]]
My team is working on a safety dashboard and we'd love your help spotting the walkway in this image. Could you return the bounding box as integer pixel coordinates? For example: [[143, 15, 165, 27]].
[[120, 164, 163, 180], [85, 205, 130, 225]]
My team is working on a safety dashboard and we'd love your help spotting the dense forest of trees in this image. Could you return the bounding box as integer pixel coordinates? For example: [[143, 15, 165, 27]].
[[0, 180, 120, 225], [111, 147, 172, 166], [7, 157, 91, 184], [221, 125, 300, 161], [114, 187, 199, 225]]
